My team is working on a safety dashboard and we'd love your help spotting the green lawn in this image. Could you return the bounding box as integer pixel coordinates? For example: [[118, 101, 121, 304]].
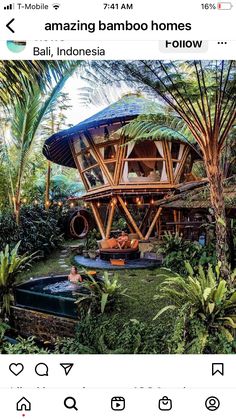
[[17, 248, 167, 324]]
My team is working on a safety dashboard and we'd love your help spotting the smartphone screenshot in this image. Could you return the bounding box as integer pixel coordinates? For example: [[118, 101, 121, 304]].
[[0, 0, 235, 417]]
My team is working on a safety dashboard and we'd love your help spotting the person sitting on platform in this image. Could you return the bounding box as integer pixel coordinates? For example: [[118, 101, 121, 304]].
[[68, 266, 82, 284], [117, 231, 131, 249]]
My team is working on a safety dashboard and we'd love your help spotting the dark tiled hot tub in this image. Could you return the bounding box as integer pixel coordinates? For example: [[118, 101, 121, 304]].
[[14, 275, 90, 319]]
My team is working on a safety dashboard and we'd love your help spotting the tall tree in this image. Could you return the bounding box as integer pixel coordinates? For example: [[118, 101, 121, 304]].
[[10, 63, 79, 223], [93, 60, 236, 277]]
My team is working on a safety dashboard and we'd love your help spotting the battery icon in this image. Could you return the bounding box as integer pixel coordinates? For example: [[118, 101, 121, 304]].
[[217, 2, 233, 9]]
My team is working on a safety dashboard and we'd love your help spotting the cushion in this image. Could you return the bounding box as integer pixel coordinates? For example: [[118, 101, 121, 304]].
[[107, 238, 118, 249], [131, 239, 139, 250], [99, 239, 110, 250]]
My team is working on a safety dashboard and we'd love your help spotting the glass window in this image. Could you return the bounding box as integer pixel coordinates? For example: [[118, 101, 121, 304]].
[[77, 151, 97, 170], [122, 160, 167, 182], [105, 162, 116, 178], [88, 124, 121, 145], [102, 144, 117, 160], [179, 154, 192, 182], [128, 141, 162, 159], [84, 166, 107, 189], [170, 142, 180, 160], [73, 134, 90, 154]]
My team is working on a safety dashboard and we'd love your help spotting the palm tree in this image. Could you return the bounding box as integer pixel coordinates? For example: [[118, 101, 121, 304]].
[[0, 60, 79, 107], [94, 60, 235, 277], [9, 62, 80, 223]]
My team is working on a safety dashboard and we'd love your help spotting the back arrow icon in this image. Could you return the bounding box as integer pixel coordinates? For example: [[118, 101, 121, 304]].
[[6, 18, 15, 33]]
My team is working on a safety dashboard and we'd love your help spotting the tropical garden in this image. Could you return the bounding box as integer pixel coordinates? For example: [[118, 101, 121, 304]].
[[0, 60, 236, 354]]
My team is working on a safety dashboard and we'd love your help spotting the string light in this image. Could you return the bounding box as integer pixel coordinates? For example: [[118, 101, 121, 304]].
[[58, 201, 63, 207], [70, 202, 75, 208], [97, 202, 101, 207], [34, 199, 38, 205], [22, 198, 27, 204]]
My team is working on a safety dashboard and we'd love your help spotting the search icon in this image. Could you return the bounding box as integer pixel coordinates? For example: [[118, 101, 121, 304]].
[[64, 397, 78, 411]]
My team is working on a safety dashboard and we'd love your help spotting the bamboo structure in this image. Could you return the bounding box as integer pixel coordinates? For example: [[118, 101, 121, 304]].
[[44, 95, 202, 239]]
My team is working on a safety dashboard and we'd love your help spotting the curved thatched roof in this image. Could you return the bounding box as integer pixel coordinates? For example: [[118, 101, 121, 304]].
[[43, 95, 199, 168]]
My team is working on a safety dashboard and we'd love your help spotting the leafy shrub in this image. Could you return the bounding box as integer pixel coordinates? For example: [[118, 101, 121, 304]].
[[0, 206, 64, 256], [75, 272, 131, 314], [0, 242, 36, 316], [159, 232, 216, 274], [2, 336, 49, 354], [55, 315, 170, 354], [153, 263, 236, 353]]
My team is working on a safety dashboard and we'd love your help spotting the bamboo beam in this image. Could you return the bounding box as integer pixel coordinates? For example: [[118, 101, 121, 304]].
[[114, 136, 126, 185], [139, 206, 152, 234], [175, 146, 189, 183], [69, 141, 90, 191], [117, 196, 145, 240], [145, 207, 163, 240], [45, 161, 51, 209], [106, 199, 116, 238], [163, 141, 174, 184], [90, 202, 106, 239]]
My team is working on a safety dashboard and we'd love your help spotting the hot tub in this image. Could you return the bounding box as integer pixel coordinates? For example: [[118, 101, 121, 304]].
[[14, 275, 91, 319]]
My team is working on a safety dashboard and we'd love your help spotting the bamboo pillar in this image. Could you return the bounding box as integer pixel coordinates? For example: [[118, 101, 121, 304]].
[[106, 199, 116, 238], [145, 207, 163, 240], [90, 202, 106, 239], [45, 161, 51, 209]]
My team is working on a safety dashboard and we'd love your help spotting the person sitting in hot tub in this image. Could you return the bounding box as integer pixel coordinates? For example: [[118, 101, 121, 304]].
[[68, 266, 83, 284]]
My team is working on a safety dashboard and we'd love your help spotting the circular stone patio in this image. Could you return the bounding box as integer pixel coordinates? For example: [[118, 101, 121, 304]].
[[74, 255, 162, 270]]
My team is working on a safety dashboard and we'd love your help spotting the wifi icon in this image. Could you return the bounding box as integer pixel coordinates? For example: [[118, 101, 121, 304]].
[[53, 3, 60, 9]]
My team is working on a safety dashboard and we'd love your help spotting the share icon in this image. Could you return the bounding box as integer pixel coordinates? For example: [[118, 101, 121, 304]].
[[60, 363, 74, 376]]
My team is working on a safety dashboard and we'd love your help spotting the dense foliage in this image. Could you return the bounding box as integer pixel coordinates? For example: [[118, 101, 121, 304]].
[[0, 206, 64, 256], [55, 315, 170, 354], [159, 232, 216, 275], [153, 263, 236, 353]]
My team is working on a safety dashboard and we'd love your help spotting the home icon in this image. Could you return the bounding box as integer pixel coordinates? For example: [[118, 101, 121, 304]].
[[16, 397, 31, 411]]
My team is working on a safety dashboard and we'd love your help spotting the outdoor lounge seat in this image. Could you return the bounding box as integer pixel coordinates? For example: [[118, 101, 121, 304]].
[[98, 236, 140, 261]]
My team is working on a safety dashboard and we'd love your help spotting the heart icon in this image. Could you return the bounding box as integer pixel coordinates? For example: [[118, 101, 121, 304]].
[[9, 363, 24, 376]]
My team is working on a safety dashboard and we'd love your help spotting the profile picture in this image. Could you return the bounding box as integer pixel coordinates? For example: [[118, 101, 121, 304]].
[[7, 41, 27, 53]]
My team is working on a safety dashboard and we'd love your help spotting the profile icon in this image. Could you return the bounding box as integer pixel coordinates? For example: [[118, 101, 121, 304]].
[[7, 40, 26, 53], [205, 396, 220, 411]]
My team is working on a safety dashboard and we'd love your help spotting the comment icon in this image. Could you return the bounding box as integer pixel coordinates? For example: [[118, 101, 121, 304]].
[[35, 363, 49, 376]]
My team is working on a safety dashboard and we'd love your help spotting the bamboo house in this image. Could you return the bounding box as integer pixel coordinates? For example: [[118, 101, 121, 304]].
[[43, 95, 202, 240]]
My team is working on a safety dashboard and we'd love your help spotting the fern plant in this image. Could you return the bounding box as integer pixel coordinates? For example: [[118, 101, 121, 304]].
[[153, 262, 236, 352]]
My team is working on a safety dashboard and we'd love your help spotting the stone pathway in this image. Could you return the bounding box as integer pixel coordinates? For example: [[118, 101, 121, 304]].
[[58, 247, 70, 271]]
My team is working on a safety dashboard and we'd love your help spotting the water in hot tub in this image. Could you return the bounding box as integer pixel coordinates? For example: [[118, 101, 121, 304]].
[[27, 278, 89, 298]]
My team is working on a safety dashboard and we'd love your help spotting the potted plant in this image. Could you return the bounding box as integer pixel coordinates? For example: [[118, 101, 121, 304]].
[[86, 229, 99, 259]]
